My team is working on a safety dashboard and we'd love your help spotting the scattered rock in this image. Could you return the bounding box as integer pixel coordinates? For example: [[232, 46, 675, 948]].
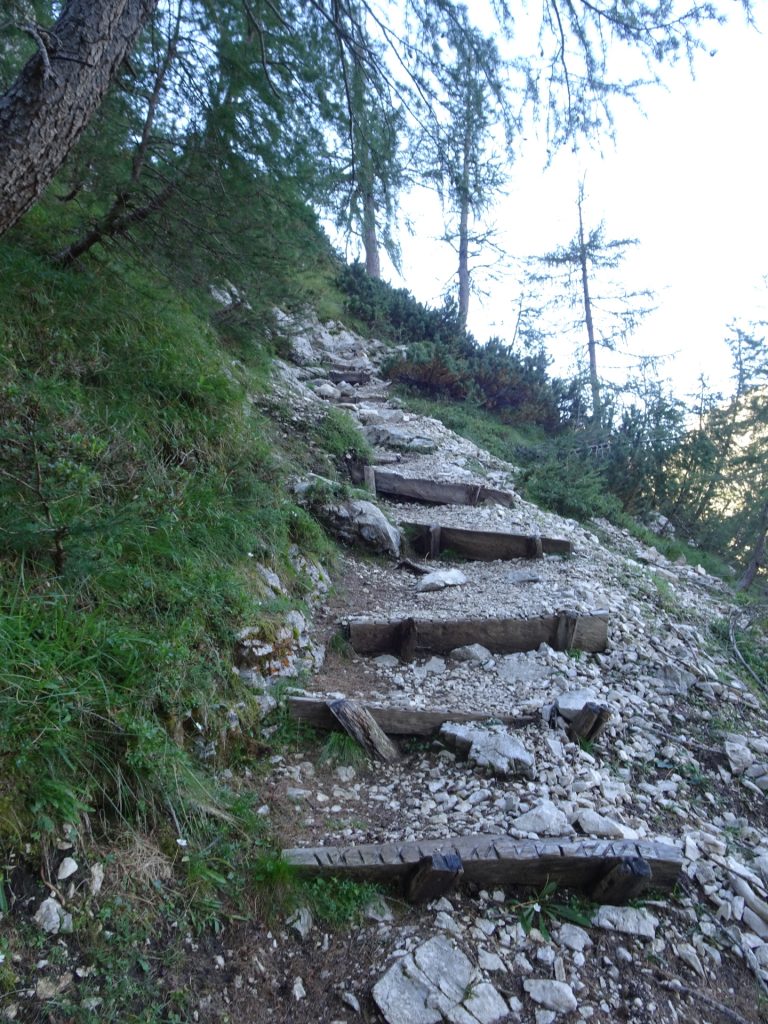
[[342, 991, 362, 1013], [375, 654, 401, 668], [34, 898, 66, 935], [523, 979, 578, 1013], [512, 801, 573, 836], [440, 723, 534, 777], [56, 857, 78, 881], [462, 982, 509, 1023], [572, 809, 627, 838], [593, 905, 658, 939], [416, 569, 468, 593], [451, 644, 493, 664], [365, 424, 437, 453], [508, 571, 543, 584], [365, 897, 394, 923], [726, 740, 755, 775], [287, 906, 313, 941], [554, 689, 598, 721], [293, 977, 307, 1001], [557, 924, 593, 953], [373, 936, 508, 1024], [89, 863, 105, 896]]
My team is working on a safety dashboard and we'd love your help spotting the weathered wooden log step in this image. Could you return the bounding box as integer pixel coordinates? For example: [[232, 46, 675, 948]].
[[282, 834, 683, 900], [327, 368, 372, 385], [327, 699, 401, 763], [403, 522, 572, 560], [346, 611, 608, 660], [369, 469, 516, 508], [288, 696, 537, 736]]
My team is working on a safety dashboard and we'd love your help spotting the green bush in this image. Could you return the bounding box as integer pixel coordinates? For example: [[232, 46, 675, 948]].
[[517, 449, 623, 522]]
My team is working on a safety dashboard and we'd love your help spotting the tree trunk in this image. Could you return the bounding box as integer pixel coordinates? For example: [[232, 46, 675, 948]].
[[457, 130, 471, 329], [577, 190, 600, 424], [0, 0, 158, 237], [362, 186, 381, 278], [737, 497, 768, 591]]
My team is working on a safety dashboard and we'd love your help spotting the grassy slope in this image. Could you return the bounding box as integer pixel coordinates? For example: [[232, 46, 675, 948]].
[[0, 239, 350, 840], [0, 234, 393, 1018]]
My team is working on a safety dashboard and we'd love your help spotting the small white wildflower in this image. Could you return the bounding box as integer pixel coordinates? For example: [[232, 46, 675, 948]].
[[175, 838, 188, 848]]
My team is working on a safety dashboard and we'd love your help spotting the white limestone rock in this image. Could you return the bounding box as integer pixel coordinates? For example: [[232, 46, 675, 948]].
[[57, 857, 78, 881], [417, 569, 468, 593], [451, 644, 493, 664], [571, 809, 627, 838], [287, 906, 313, 941], [512, 801, 573, 836], [557, 923, 593, 953], [373, 937, 508, 1024], [327, 499, 401, 558], [725, 740, 754, 775], [555, 689, 598, 722], [593, 905, 658, 939], [34, 898, 67, 935], [523, 979, 578, 1013], [439, 723, 535, 777], [462, 982, 509, 1023]]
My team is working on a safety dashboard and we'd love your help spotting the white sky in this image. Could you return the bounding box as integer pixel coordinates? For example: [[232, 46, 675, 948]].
[[375, 8, 768, 402]]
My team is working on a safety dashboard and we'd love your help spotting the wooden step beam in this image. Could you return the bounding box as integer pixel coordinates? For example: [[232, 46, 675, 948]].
[[345, 611, 608, 659], [407, 853, 464, 903], [588, 856, 652, 904], [287, 697, 537, 736], [403, 523, 572, 560], [567, 702, 613, 744], [371, 470, 516, 508], [282, 835, 683, 897], [327, 368, 372, 385]]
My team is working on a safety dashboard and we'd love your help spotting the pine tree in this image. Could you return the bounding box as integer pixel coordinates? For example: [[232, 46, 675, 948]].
[[527, 182, 655, 425], [420, 12, 513, 328]]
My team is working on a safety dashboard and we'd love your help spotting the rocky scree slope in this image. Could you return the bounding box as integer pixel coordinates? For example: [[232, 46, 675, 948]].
[[257, 310, 768, 1024]]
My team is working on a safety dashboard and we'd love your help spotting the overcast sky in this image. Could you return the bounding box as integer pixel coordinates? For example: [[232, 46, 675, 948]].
[[380, 8, 768, 402]]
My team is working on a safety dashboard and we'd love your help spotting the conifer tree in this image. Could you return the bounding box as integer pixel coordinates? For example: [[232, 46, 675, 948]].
[[425, 15, 513, 328], [528, 183, 655, 425]]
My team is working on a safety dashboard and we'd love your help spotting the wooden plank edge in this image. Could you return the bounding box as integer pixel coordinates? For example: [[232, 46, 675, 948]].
[[282, 835, 683, 892], [373, 471, 515, 508], [346, 611, 609, 656], [402, 522, 573, 560], [287, 696, 538, 736]]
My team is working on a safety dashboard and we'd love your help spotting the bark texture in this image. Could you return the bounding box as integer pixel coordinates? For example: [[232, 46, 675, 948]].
[[362, 187, 381, 278], [0, 0, 158, 237]]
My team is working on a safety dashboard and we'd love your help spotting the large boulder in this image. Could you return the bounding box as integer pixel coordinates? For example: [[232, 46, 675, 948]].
[[325, 499, 401, 558]]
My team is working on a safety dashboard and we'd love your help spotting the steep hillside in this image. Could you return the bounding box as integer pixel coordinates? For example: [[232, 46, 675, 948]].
[[1, 264, 767, 1024]]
